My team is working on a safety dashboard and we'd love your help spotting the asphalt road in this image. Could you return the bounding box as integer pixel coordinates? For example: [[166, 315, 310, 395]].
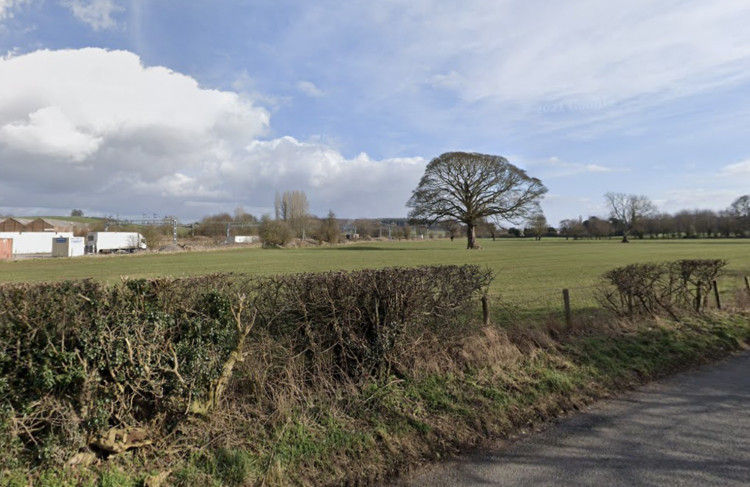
[[401, 350, 750, 486]]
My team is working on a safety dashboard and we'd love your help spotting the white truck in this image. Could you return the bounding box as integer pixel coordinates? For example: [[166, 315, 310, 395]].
[[85, 232, 147, 254]]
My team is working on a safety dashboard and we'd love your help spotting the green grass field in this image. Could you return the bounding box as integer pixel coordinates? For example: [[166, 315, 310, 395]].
[[2, 238, 750, 315]]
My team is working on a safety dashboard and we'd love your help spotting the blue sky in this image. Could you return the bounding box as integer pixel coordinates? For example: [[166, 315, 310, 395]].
[[1, 0, 749, 226]]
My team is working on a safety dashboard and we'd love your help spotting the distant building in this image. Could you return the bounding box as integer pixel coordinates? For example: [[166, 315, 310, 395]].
[[0, 218, 32, 232], [0, 218, 74, 233]]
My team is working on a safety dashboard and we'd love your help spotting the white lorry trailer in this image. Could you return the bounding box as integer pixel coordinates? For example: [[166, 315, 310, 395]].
[[86, 232, 147, 254]]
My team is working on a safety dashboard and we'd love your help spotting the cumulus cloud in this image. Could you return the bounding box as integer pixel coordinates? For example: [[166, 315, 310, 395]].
[[229, 137, 424, 216], [0, 48, 424, 219], [63, 0, 122, 30]]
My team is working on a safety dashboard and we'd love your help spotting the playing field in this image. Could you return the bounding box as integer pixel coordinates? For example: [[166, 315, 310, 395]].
[[2, 238, 749, 315]]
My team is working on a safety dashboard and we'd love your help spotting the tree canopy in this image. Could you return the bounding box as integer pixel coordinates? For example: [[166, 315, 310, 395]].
[[407, 152, 547, 249]]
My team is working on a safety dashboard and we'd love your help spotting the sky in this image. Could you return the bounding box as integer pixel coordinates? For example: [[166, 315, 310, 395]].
[[1, 0, 749, 226]]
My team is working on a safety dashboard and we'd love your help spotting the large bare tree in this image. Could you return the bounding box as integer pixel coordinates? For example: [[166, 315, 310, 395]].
[[407, 152, 547, 249], [604, 192, 656, 242]]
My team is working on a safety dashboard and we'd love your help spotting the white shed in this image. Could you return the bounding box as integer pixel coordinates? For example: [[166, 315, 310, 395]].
[[51, 237, 86, 257]]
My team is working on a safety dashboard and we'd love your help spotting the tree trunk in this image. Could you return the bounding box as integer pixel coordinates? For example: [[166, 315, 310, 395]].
[[466, 223, 478, 249], [621, 233, 629, 243]]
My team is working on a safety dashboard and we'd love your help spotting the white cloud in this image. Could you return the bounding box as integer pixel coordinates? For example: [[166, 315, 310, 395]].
[[63, 0, 122, 31], [0, 106, 102, 161], [226, 136, 425, 217], [296, 80, 324, 98], [656, 189, 739, 214], [720, 159, 750, 176], [0, 0, 29, 20], [528, 156, 620, 178], [280, 1, 750, 137], [417, 1, 750, 107], [0, 48, 425, 219]]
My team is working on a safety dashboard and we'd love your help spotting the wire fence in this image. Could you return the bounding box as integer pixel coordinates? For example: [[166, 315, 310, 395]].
[[486, 274, 750, 325]]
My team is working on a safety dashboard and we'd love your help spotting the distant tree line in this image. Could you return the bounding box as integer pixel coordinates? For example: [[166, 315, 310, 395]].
[[189, 190, 750, 246], [559, 194, 750, 240]]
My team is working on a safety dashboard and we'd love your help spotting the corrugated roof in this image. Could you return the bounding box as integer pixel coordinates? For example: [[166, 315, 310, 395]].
[[11, 218, 34, 225], [37, 218, 75, 227]]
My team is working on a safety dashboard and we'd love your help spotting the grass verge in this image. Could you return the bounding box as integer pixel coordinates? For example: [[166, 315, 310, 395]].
[[5, 310, 749, 487]]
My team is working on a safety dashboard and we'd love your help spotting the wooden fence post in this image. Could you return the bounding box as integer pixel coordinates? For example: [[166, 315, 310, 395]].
[[482, 295, 490, 325], [562, 289, 571, 327], [745, 276, 750, 295], [713, 280, 721, 310]]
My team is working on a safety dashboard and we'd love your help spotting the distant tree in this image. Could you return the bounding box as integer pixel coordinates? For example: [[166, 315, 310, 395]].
[[694, 210, 718, 238], [730, 195, 750, 235], [476, 220, 498, 240], [529, 213, 547, 241], [316, 211, 341, 244], [70, 209, 84, 217], [401, 225, 412, 240], [583, 216, 612, 239], [258, 215, 293, 246], [140, 225, 163, 250], [232, 207, 259, 235], [559, 218, 585, 240], [407, 152, 547, 249], [604, 192, 656, 243], [444, 220, 462, 242], [718, 210, 740, 237], [275, 190, 310, 238], [353, 219, 378, 239], [195, 212, 233, 238], [730, 195, 750, 217]]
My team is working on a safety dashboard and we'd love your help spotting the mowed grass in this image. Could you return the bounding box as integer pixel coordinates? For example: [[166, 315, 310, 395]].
[[2, 238, 750, 314]]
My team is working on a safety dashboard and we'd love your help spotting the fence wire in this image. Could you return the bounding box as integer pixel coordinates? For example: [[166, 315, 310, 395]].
[[486, 275, 750, 324]]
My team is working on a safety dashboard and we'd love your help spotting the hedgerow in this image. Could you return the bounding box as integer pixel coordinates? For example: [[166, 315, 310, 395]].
[[0, 265, 491, 469], [597, 259, 726, 318]]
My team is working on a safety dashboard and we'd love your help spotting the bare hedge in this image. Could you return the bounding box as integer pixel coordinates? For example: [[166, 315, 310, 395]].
[[597, 259, 726, 318], [0, 265, 491, 466]]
